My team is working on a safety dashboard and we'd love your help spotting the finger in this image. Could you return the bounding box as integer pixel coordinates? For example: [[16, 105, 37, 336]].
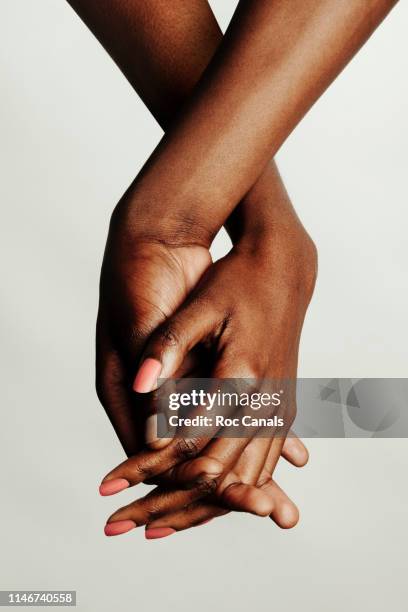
[[132, 297, 222, 393], [133, 438, 303, 534], [159, 434, 256, 493], [167, 425, 266, 490], [148, 431, 309, 488], [217, 479, 274, 516], [105, 480, 218, 532], [162, 358, 266, 486], [127, 349, 268, 489], [232, 434, 309, 484], [143, 380, 178, 451], [145, 503, 229, 538], [142, 471, 274, 537], [102, 376, 251, 494], [99, 382, 301, 496], [263, 436, 285, 475], [232, 437, 273, 484], [145, 475, 299, 535], [135, 435, 305, 535], [258, 428, 306, 479], [105, 459, 276, 537], [144, 353, 209, 450], [259, 478, 299, 529], [162, 436, 245, 488], [97, 343, 214, 459], [99, 439, 223, 495], [163, 436, 304, 516], [281, 434, 309, 467]]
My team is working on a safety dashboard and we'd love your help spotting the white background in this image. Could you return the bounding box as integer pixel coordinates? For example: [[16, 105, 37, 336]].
[[1, 1, 407, 610]]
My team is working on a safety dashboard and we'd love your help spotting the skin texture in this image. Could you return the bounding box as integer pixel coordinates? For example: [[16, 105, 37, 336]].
[[111, 0, 397, 239], [67, 0, 316, 529], [70, 0, 316, 530], [67, 0, 398, 533], [98, 186, 314, 530]]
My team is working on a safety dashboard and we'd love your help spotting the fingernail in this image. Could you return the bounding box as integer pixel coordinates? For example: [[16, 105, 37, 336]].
[[145, 527, 176, 540], [99, 478, 130, 496], [104, 520, 136, 536], [133, 358, 162, 393]]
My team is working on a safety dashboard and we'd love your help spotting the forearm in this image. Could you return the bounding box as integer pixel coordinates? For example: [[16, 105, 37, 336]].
[[91, 0, 396, 243], [69, 0, 396, 246], [67, 0, 219, 127], [67, 0, 292, 244]]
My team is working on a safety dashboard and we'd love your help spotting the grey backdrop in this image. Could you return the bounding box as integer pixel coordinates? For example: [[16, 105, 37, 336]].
[[1, 1, 407, 611]]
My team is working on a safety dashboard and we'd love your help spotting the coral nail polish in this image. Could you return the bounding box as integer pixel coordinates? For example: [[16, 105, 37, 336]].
[[104, 520, 136, 536], [145, 527, 176, 540], [99, 478, 130, 496], [133, 358, 162, 393]]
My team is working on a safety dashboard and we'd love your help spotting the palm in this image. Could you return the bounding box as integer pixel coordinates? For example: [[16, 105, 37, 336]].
[[96, 238, 211, 454]]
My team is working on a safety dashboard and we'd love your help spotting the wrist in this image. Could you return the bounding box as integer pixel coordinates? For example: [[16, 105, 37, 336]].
[[110, 188, 215, 250], [226, 162, 318, 299], [234, 216, 318, 302]]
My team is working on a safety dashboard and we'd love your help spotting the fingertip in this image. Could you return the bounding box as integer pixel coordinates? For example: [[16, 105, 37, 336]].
[[133, 358, 162, 393], [293, 446, 309, 468], [99, 478, 130, 496], [283, 438, 309, 467], [104, 520, 136, 536], [249, 491, 275, 517], [271, 503, 299, 529], [145, 527, 176, 540], [297, 447, 309, 467]]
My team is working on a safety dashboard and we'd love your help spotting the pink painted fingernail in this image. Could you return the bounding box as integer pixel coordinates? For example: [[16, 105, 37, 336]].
[[99, 478, 130, 496], [133, 358, 162, 393], [104, 520, 136, 536], [145, 527, 176, 540]]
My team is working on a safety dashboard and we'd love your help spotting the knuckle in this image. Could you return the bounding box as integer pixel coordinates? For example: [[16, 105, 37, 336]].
[[128, 460, 152, 483], [194, 475, 218, 496], [158, 323, 182, 349], [145, 502, 162, 521], [278, 503, 299, 529], [218, 480, 242, 503], [175, 438, 200, 460], [135, 494, 162, 523]]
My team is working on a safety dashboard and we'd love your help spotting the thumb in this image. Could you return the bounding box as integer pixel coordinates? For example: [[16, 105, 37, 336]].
[[132, 298, 221, 394]]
